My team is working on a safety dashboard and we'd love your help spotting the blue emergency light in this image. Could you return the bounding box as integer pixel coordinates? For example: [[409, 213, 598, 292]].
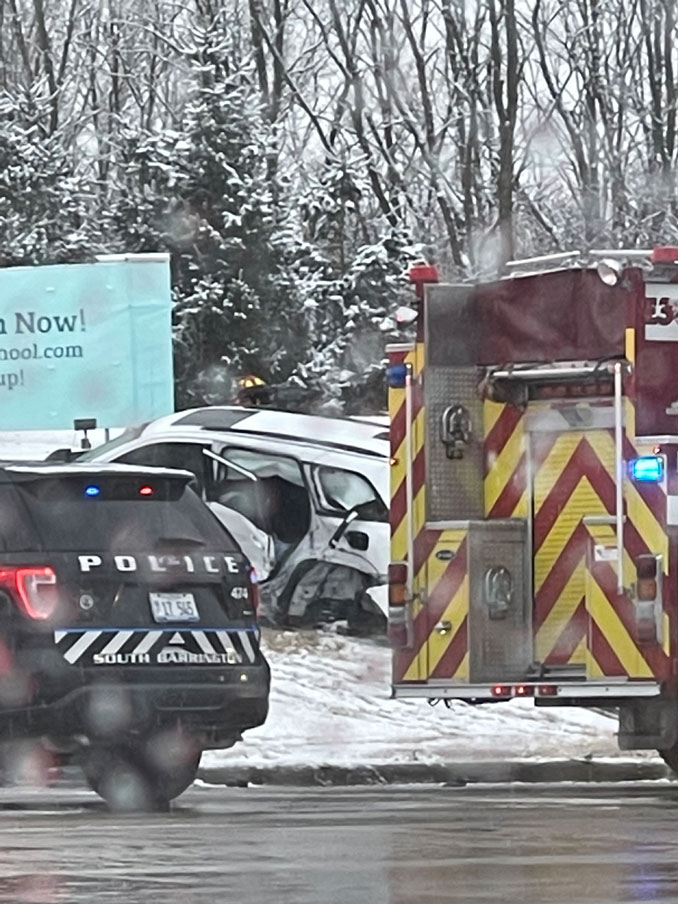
[[629, 456, 664, 482], [84, 485, 100, 497], [387, 363, 409, 388]]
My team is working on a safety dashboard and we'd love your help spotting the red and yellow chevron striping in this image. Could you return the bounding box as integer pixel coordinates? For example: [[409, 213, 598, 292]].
[[389, 343, 469, 683], [532, 430, 615, 666], [390, 344, 671, 686]]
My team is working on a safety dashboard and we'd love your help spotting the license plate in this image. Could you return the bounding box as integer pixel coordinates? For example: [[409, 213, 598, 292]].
[[149, 592, 199, 623]]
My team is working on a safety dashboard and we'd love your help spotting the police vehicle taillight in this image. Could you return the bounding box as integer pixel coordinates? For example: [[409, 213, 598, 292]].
[[0, 566, 58, 620]]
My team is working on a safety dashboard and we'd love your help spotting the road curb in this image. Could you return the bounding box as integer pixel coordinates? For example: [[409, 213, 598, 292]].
[[198, 758, 671, 787]]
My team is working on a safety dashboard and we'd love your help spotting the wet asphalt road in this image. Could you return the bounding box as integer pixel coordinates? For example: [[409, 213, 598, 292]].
[[0, 782, 677, 904]]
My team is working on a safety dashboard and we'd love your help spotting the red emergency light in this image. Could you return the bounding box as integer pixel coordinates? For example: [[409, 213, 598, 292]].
[[651, 246, 678, 265], [408, 262, 439, 300]]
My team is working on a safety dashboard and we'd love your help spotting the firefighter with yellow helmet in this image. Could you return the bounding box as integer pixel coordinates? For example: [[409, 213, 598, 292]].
[[235, 374, 270, 406]]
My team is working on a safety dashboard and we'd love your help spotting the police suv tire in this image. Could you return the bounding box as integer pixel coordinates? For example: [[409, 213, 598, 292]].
[[81, 743, 201, 810]]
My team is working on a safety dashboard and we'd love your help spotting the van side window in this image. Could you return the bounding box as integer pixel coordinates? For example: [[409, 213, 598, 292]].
[[314, 467, 387, 522], [210, 447, 311, 546], [116, 442, 209, 494]]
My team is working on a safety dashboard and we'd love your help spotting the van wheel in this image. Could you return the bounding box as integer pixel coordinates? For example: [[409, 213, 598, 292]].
[[81, 741, 201, 811], [279, 561, 372, 627]]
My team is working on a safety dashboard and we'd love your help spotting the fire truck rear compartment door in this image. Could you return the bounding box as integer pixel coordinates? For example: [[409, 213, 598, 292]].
[[530, 424, 615, 669], [467, 520, 531, 683], [421, 533, 468, 683]]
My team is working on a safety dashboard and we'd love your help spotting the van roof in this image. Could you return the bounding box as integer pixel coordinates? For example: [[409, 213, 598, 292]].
[[145, 407, 390, 460]]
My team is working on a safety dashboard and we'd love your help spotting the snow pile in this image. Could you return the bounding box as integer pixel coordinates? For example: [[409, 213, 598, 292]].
[[202, 629, 643, 770]]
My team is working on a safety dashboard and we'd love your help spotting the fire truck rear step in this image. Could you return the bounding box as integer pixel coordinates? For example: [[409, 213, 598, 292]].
[[391, 681, 662, 700]]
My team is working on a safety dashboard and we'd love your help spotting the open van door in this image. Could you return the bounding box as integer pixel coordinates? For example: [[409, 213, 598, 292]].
[[309, 463, 388, 581]]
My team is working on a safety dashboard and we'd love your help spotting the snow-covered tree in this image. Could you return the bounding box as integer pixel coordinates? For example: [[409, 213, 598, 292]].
[[0, 89, 91, 265], [102, 22, 309, 407], [287, 159, 422, 413]]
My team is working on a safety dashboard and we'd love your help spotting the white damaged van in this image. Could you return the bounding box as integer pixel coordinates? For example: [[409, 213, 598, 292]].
[[77, 407, 390, 633]]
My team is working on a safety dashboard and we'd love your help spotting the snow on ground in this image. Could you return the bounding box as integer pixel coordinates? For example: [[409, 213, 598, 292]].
[[202, 629, 653, 770], [0, 430, 655, 769], [0, 429, 115, 460]]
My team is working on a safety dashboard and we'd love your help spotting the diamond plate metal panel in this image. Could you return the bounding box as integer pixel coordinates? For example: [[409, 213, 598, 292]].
[[425, 366, 484, 521], [467, 520, 531, 682]]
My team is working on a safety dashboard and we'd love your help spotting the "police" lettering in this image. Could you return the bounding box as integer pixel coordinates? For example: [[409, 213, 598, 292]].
[[78, 554, 241, 574]]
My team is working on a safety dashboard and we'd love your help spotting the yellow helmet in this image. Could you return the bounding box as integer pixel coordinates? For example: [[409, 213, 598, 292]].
[[238, 374, 266, 390]]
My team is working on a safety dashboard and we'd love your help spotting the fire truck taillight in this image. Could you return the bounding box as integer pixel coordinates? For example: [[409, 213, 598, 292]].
[[633, 555, 662, 644], [491, 684, 537, 699], [388, 563, 407, 606], [388, 563, 411, 649], [636, 556, 658, 601], [538, 685, 558, 697]]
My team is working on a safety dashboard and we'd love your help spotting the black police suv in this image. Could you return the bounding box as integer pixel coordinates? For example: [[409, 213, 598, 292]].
[[0, 462, 269, 808]]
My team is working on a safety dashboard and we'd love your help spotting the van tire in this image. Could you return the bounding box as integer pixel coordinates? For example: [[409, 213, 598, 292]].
[[274, 559, 323, 624], [276, 561, 384, 633]]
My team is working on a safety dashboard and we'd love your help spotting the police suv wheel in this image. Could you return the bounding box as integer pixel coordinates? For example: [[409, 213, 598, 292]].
[[81, 740, 201, 811]]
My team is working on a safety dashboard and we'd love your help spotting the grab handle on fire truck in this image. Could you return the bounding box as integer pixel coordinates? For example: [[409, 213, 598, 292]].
[[405, 364, 415, 595], [614, 361, 624, 595], [484, 566, 512, 620], [440, 405, 471, 460]]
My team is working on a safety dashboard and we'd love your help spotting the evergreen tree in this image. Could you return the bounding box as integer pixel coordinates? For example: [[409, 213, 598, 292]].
[[290, 158, 422, 414], [164, 36, 308, 406], [106, 45, 307, 407], [0, 90, 91, 266]]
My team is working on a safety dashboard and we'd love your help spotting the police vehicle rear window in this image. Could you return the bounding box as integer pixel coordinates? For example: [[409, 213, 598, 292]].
[[6, 476, 238, 553]]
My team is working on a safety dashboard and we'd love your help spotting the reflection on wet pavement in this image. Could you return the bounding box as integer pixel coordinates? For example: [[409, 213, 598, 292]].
[[0, 783, 676, 903]]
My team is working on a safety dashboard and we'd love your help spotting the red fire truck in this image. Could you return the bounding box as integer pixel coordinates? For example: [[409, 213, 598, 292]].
[[387, 248, 678, 771]]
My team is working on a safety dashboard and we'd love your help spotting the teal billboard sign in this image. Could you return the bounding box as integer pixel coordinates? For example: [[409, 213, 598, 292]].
[[0, 255, 174, 429]]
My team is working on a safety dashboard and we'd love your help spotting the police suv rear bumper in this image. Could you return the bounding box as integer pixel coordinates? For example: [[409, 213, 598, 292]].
[[0, 662, 270, 745]]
